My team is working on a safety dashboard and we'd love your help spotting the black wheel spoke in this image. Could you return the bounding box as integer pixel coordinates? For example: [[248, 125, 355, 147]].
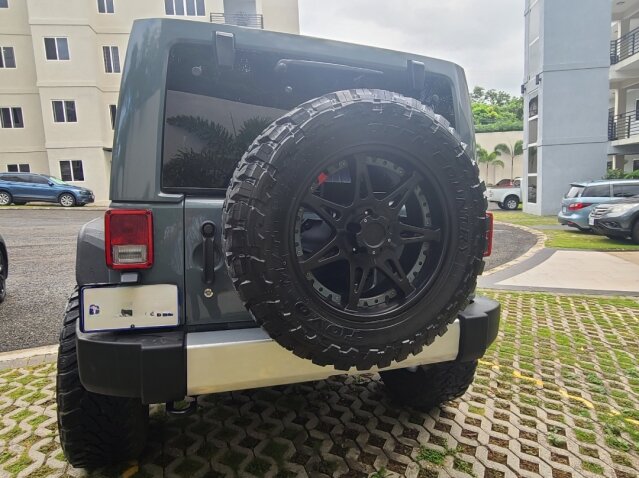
[[351, 155, 374, 203], [386, 173, 420, 212], [300, 236, 345, 272], [347, 263, 371, 309], [398, 223, 441, 244], [377, 252, 415, 296], [302, 194, 346, 229]]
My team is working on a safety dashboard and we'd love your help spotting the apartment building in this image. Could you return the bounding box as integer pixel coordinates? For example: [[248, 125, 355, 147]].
[[0, 0, 299, 204], [610, 0, 639, 173]]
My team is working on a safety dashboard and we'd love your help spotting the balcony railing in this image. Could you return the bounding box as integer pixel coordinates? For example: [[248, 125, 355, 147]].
[[210, 12, 263, 28], [610, 26, 639, 64], [608, 109, 639, 140]]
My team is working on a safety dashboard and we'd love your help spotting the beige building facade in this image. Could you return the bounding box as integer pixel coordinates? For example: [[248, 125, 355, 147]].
[[0, 0, 300, 204], [476, 131, 524, 186]]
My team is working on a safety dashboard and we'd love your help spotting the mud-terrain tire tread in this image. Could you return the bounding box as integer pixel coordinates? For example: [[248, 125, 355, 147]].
[[56, 288, 149, 469], [380, 360, 478, 410], [223, 89, 487, 370]]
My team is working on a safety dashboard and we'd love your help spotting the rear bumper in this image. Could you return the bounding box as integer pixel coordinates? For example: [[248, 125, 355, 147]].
[[77, 296, 500, 404], [557, 210, 589, 229]]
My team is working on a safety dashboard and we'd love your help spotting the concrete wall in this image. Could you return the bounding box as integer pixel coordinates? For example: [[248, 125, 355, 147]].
[[0, 0, 300, 204], [475, 131, 524, 185], [522, 0, 610, 215]]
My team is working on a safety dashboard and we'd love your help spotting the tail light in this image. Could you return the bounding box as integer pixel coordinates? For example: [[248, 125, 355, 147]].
[[568, 202, 592, 211], [484, 212, 494, 257], [105, 209, 153, 269]]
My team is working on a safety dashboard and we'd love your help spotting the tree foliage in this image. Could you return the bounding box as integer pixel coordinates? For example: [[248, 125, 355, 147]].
[[471, 86, 523, 133], [604, 169, 639, 180], [476, 144, 504, 178], [494, 140, 524, 180]]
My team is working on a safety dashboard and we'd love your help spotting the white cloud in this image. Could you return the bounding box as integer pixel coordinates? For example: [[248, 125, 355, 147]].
[[298, 0, 524, 95]]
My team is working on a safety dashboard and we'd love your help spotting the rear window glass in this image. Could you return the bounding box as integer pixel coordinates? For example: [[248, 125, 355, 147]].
[[162, 42, 455, 192], [582, 184, 610, 197], [565, 186, 584, 198]]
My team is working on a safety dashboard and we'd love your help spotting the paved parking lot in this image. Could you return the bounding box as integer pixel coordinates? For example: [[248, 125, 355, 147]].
[[0, 209, 536, 352], [0, 291, 637, 477]]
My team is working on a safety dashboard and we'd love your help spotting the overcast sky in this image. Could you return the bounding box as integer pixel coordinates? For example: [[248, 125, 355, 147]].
[[298, 0, 524, 95]]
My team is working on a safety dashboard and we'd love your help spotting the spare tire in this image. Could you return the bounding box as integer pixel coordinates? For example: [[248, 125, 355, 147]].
[[223, 89, 487, 370]]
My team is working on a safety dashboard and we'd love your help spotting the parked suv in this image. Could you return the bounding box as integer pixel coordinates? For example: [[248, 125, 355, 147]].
[[0, 172, 94, 207], [558, 179, 639, 230], [56, 19, 500, 468], [589, 195, 639, 243]]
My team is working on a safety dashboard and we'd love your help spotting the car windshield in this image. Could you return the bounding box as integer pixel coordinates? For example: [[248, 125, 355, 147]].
[[565, 186, 584, 198], [47, 177, 68, 186]]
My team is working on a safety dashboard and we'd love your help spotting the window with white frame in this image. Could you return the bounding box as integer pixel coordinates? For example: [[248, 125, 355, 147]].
[[44, 37, 69, 60], [0, 107, 23, 128], [7, 164, 30, 173], [165, 0, 205, 16], [59, 160, 84, 181], [0, 47, 15, 68], [97, 0, 114, 13], [102, 46, 120, 73], [109, 104, 117, 129], [52, 100, 77, 123]]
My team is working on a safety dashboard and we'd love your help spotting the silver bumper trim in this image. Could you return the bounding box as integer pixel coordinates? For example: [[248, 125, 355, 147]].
[[186, 320, 460, 396]]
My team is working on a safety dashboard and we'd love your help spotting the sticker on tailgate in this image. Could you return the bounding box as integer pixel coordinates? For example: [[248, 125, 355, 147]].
[[81, 284, 179, 332]]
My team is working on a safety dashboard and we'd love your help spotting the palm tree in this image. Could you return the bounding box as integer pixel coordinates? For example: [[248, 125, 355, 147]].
[[477, 145, 497, 181], [494, 140, 523, 180]]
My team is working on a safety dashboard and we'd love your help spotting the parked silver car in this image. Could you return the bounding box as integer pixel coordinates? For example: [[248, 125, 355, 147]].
[[590, 195, 639, 243], [557, 180, 639, 231]]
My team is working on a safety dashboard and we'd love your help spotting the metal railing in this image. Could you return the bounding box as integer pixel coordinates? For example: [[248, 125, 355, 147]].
[[610, 26, 639, 64], [210, 12, 263, 28], [608, 109, 639, 140]]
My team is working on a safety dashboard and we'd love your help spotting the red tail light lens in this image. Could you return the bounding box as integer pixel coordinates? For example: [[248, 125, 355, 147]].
[[484, 212, 494, 257], [568, 202, 592, 211], [105, 210, 153, 269]]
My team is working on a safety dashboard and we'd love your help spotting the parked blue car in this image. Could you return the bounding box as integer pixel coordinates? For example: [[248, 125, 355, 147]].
[[0, 172, 94, 207], [557, 179, 639, 231]]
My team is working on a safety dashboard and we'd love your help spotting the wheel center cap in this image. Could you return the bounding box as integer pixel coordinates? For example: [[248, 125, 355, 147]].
[[356, 216, 388, 250]]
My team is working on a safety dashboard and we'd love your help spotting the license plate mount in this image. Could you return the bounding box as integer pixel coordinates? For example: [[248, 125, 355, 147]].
[[81, 284, 179, 332]]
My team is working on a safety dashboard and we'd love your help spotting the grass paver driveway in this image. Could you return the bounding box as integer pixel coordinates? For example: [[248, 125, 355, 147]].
[[0, 291, 637, 477]]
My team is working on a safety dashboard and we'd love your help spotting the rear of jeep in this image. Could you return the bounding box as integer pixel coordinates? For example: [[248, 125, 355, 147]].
[[56, 18, 499, 468]]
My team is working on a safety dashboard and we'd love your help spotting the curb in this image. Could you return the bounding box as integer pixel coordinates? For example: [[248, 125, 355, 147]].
[[1, 206, 108, 211], [0, 344, 58, 371], [483, 221, 547, 276]]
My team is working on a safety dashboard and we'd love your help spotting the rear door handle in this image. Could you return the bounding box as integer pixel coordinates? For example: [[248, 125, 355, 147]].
[[201, 221, 216, 284]]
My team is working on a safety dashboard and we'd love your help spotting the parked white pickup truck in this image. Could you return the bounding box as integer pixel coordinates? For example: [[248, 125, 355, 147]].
[[486, 178, 521, 210]]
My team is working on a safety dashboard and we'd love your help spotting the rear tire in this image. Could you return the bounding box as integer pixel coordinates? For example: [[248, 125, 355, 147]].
[[380, 360, 477, 410], [57, 288, 149, 468], [503, 195, 519, 211], [59, 193, 76, 207], [0, 250, 6, 304], [497, 202, 507, 210], [0, 191, 12, 206]]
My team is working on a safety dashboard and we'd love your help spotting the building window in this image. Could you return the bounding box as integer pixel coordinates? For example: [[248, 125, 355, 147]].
[[59, 160, 84, 181], [102, 46, 120, 73], [97, 0, 114, 13], [109, 104, 117, 129], [165, 0, 205, 16], [0, 0, 7, 8], [44, 37, 69, 61], [7, 164, 29, 172], [52, 100, 77, 123], [0, 47, 15, 68], [0, 107, 23, 128]]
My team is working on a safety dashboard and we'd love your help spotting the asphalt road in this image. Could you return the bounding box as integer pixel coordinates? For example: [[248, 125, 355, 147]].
[[0, 209, 536, 352]]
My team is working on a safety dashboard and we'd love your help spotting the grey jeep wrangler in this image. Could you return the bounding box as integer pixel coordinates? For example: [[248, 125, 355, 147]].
[[56, 18, 500, 468]]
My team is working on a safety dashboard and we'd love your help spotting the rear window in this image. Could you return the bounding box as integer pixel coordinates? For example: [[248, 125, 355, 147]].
[[162, 42, 455, 192], [565, 186, 584, 198], [582, 184, 610, 198]]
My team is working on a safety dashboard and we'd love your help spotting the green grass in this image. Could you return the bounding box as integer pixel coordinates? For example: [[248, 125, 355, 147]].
[[492, 209, 639, 251]]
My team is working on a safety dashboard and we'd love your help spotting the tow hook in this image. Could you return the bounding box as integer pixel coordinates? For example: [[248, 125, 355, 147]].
[[166, 397, 198, 416]]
